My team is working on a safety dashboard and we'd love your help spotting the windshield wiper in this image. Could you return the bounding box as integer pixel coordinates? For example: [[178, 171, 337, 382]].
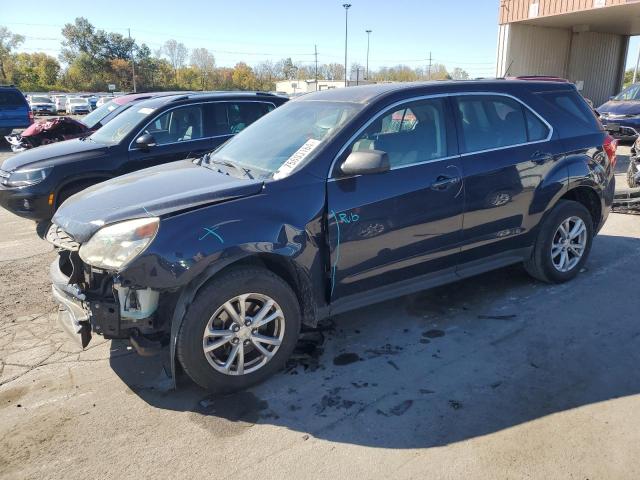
[[202, 153, 253, 179]]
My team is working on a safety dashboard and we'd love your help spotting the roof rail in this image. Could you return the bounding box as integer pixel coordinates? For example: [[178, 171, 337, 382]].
[[0, 84, 16, 88]]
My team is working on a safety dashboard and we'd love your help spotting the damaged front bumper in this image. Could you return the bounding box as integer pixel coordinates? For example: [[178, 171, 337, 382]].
[[49, 252, 166, 354]]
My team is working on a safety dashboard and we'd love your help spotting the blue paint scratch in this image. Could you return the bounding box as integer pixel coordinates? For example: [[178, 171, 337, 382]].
[[330, 210, 340, 297], [199, 226, 224, 244]]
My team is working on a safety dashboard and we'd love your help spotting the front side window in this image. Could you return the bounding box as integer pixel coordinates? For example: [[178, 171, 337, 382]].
[[455, 95, 530, 153], [144, 105, 204, 145], [347, 98, 449, 169]]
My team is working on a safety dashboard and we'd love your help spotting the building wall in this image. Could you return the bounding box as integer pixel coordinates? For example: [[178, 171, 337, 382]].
[[567, 31, 628, 105], [499, 0, 627, 24], [496, 23, 627, 105], [497, 23, 572, 77]]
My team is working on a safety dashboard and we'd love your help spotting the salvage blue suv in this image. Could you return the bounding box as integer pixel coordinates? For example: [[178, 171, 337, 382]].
[[48, 80, 615, 392], [0, 85, 32, 137]]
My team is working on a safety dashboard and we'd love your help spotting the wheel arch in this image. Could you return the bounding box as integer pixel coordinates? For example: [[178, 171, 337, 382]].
[[559, 185, 602, 231], [167, 251, 321, 387]]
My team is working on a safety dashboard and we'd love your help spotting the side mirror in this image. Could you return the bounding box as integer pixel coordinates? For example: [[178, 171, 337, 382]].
[[340, 150, 390, 176], [135, 133, 157, 150]]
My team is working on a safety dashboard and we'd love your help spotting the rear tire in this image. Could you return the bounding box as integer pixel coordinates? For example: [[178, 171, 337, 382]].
[[177, 266, 301, 393], [524, 200, 594, 284]]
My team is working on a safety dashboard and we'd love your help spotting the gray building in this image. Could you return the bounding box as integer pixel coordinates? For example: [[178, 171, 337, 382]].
[[496, 0, 640, 105]]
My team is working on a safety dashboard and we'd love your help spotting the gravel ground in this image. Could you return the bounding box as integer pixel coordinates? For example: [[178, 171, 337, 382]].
[[0, 140, 639, 479]]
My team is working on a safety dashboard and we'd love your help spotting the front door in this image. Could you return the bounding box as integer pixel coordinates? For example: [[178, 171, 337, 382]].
[[327, 97, 464, 300], [128, 103, 215, 171]]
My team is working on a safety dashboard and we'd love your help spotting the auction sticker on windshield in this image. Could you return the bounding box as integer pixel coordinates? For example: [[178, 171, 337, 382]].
[[273, 138, 321, 179]]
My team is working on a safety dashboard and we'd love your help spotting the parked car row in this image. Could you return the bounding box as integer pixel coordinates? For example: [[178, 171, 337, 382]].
[[0, 80, 616, 393]]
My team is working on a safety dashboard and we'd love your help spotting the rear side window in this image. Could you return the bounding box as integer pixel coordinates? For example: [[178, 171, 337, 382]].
[[209, 102, 275, 136], [0, 90, 27, 107], [537, 90, 600, 136], [455, 95, 530, 153], [525, 109, 549, 142], [227, 102, 274, 133]]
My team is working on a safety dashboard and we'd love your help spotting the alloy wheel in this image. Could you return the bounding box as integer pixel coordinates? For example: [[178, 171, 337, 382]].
[[550, 216, 587, 273], [202, 293, 285, 375]]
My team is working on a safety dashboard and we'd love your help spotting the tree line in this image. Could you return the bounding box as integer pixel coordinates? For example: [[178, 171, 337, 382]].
[[0, 18, 470, 93]]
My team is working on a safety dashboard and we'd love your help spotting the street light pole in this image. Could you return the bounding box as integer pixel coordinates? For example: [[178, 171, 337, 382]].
[[365, 30, 372, 81], [343, 3, 351, 87]]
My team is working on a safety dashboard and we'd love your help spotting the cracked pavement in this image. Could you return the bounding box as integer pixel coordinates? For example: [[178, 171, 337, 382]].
[[0, 144, 639, 480]]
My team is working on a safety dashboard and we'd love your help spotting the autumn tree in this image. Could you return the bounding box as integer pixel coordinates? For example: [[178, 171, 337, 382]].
[[190, 48, 215, 90], [163, 39, 188, 83], [0, 27, 24, 82]]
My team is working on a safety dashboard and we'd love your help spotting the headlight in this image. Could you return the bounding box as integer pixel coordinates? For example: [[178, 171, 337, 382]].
[[4, 167, 52, 187], [79, 217, 159, 271]]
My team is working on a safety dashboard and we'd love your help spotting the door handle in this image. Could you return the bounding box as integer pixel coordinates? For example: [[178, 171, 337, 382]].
[[431, 175, 460, 191], [531, 151, 554, 165]]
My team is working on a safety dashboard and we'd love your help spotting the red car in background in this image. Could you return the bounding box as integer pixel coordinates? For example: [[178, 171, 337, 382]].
[[5, 92, 186, 152]]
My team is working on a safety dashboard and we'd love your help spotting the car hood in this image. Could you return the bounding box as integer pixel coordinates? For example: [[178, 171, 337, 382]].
[[0, 138, 108, 172], [598, 100, 640, 116], [52, 160, 264, 243]]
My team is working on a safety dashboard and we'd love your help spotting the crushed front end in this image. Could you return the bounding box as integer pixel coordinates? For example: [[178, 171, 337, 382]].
[[47, 224, 169, 354]]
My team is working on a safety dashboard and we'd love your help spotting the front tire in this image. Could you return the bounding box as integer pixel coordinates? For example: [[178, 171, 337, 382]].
[[524, 200, 594, 284], [177, 266, 301, 392]]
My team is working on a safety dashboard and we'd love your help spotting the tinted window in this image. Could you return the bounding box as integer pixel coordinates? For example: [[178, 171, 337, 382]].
[[146, 105, 204, 145], [210, 103, 230, 135], [455, 95, 528, 153], [349, 98, 449, 168], [227, 102, 275, 134], [525, 109, 549, 142], [538, 90, 599, 135], [0, 90, 26, 107]]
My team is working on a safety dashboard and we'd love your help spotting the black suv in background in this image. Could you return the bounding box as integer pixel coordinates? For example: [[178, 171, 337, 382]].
[[48, 81, 614, 392], [0, 92, 287, 231]]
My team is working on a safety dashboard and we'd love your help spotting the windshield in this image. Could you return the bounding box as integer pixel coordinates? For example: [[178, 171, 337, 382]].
[[208, 101, 362, 179], [32, 96, 51, 103], [82, 100, 120, 129], [614, 84, 640, 101], [90, 104, 154, 145]]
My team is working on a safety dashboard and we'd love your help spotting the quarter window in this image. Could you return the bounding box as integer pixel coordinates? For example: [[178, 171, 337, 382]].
[[348, 98, 449, 169], [144, 105, 204, 145]]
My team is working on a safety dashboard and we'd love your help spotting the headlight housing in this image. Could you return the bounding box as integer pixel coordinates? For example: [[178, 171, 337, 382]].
[[79, 217, 159, 271], [4, 167, 52, 187]]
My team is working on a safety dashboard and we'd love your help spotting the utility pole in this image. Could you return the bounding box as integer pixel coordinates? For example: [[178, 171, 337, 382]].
[[365, 30, 372, 80], [343, 4, 351, 87], [427, 51, 432, 81], [128, 28, 137, 93], [356, 67, 360, 86], [314, 44, 319, 91]]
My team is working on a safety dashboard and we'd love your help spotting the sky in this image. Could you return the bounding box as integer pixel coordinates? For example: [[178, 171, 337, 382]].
[[2, 0, 639, 79]]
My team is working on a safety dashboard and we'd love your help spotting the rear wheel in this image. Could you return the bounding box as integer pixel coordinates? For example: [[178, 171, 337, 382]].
[[524, 200, 594, 283], [177, 267, 301, 392]]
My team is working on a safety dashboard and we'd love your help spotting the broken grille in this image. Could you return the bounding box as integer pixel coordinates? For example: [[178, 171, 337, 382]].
[[46, 224, 80, 251]]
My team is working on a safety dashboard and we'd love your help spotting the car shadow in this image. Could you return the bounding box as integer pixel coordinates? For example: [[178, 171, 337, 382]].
[[109, 232, 640, 448]]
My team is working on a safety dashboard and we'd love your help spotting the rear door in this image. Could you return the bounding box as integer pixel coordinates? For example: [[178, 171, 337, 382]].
[[452, 93, 562, 268], [327, 96, 464, 300]]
